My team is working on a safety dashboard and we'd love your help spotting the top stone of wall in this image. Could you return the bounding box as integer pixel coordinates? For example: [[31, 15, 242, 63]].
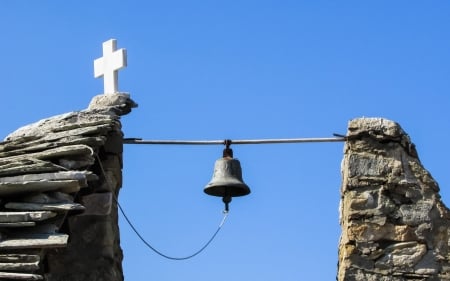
[[6, 93, 137, 142]]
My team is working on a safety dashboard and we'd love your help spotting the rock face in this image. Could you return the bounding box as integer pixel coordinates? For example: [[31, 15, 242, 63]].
[[0, 93, 136, 280], [338, 118, 450, 281]]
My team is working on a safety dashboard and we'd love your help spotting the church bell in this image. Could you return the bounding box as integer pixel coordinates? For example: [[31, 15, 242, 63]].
[[204, 143, 250, 212]]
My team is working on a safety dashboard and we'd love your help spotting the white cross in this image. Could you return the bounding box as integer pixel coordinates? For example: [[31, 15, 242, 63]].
[[94, 39, 127, 94]]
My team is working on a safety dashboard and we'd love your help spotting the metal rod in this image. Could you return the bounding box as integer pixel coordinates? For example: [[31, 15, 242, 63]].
[[123, 137, 346, 145]]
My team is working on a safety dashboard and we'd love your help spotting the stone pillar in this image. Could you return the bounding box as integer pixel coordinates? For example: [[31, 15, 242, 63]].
[[45, 94, 137, 281], [338, 118, 450, 281]]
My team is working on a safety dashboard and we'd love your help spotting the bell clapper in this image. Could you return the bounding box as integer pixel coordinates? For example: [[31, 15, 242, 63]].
[[222, 195, 232, 213]]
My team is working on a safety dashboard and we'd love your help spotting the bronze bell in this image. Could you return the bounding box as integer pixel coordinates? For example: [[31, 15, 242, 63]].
[[204, 144, 250, 211]]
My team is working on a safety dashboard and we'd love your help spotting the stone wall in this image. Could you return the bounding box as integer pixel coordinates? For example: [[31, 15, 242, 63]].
[[338, 118, 450, 281], [2, 96, 448, 281], [0, 94, 136, 281]]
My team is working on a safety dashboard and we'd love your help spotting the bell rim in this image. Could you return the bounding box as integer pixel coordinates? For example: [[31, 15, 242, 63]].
[[203, 182, 251, 197]]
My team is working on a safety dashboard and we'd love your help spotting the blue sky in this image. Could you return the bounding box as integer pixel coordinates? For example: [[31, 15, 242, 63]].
[[1, 1, 450, 280]]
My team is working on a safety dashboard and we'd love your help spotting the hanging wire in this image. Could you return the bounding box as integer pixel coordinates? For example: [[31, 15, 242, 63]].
[[95, 154, 229, 260], [118, 203, 228, 260]]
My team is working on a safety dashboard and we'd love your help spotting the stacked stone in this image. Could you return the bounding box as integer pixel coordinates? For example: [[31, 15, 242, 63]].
[[338, 118, 450, 281], [0, 94, 136, 281]]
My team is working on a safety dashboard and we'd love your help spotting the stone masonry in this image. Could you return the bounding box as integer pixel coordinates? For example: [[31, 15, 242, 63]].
[[0, 94, 448, 281], [338, 118, 450, 281], [0, 93, 136, 280]]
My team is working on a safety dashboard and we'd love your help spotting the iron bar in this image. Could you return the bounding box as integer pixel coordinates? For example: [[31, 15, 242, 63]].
[[123, 137, 346, 145]]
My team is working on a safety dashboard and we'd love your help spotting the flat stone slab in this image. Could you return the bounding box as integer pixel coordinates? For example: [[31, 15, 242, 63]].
[[0, 211, 56, 223], [0, 127, 111, 159], [0, 159, 62, 177], [0, 145, 93, 163], [0, 271, 42, 280], [5, 202, 85, 212], [0, 222, 36, 227], [0, 171, 90, 185], [0, 254, 40, 263], [4, 110, 116, 141], [0, 180, 81, 196], [0, 260, 39, 271], [0, 233, 68, 249]]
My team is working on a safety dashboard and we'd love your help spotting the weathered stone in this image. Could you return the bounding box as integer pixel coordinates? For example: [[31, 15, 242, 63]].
[[0, 260, 39, 271], [50, 116, 116, 133], [21, 191, 73, 204], [338, 117, 450, 281], [0, 159, 63, 177], [339, 267, 408, 281], [0, 254, 40, 263], [399, 201, 433, 226], [348, 154, 393, 178], [38, 125, 112, 144], [414, 250, 439, 275], [347, 222, 416, 242], [98, 170, 120, 192], [103, 133, 123, 154], [21, 192, 74, 204], [0, 136, 105, 158], [0, 171, 90, 187], [0, 234, 68, 249], [0, 222, 36, 227], [0, 145, 94, 163], [80, 193, 112, 216], [0, 271, 43, 280], [58, 156, 95, 170], [0, 211, 56, 222], [347, 118, 405, 139], [0, 180, 81, 196], [31, 224, 60, 234], [347, 190, 378, 210], [88, 93, 137, 114], [375, 242, 427, 270], [101, 154, 122, 171], [5, 110, 116, 141], [0, 92, 134, 280], [5, 202, 85, 212]]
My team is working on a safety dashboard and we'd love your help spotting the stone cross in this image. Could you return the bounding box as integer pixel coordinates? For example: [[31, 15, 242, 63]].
[[94, 39, 127, 94]]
